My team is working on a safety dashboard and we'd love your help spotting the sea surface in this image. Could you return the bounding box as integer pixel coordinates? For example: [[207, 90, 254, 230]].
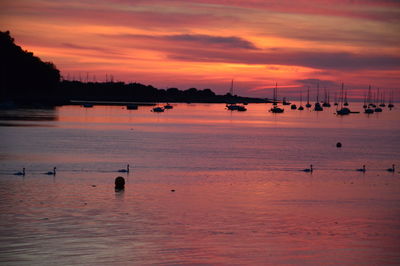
[[0, 103, 399, 265]]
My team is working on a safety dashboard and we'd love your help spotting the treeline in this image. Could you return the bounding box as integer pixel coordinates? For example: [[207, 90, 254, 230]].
[[59, 80, 266, 103], [0, 31, 60, 103], [0, 30, 267, 105]]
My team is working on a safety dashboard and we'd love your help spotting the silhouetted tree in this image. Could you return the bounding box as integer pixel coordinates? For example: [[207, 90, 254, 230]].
[[0, 31, 60, 103]]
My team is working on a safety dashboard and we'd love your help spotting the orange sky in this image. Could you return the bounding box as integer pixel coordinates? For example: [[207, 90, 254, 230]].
[[1, 0, 400, 99]]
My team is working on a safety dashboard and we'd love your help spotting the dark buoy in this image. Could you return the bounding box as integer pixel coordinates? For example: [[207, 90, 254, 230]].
[[336, 142, 342, 148], [171, 189, 175, 192], [115, 176, 125, 191]]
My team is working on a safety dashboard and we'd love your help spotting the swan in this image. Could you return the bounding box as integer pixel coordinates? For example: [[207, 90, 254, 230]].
[[302, 165, 313, 172], [14, 168, 25, 176], [387, 164, 395, 172], [356, 165, 366, 172], [44, 167, 56, 175], [118, 164, 130, 173]]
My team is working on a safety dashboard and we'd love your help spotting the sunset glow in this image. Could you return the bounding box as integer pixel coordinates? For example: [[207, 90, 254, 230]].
[[2, 0, 400, 98]]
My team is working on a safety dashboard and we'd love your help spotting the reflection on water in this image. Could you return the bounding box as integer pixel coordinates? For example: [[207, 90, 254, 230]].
[[0, 108, 58, 127], [0, 103, 399, 265]]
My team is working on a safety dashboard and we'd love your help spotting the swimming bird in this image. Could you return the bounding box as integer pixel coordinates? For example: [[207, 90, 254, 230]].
[[44, 167, 56, 175], [302, 165, 313, 172], [118, 164, 130, 173], [14, 168, 25, 176], [356, 165, 366, 172], [387, 164, 395, 172]]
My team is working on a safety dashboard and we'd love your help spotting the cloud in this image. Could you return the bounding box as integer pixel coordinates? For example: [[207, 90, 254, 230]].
[[296, 79, 339, 88], [111, 33, 258, 50], [166, 49, 400, 71]]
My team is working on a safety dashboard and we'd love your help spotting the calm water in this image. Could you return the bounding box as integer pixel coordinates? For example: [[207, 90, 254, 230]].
[[0, 103, 399, 265]]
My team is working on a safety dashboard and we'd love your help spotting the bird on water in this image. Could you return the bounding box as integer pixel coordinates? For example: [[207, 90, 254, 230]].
[[44, 167, 56, 175], [302, 165, 313, 172], [356, 165, 366, 172], [14, 168, 25, 176], [387, 164, 395, 172], [118, 164, 130, 173]]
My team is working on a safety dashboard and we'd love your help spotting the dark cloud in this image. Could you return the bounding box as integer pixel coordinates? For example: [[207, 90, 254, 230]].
[[296, 79, 339, 88], [167, 49, 400, 70], [165, 34, 258, 50], [108, 33, 258, 50]]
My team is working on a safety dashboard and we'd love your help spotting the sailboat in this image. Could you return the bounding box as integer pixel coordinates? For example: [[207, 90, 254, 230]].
[[322, 88, 331, 107], [388, 89, 394, 108], [336, 83, 350, 115], [270, 83, 284, 113], [314, 82, 323, 111], [305, 87, 312, 108], [226, 80, 246, 111], [334, 92, 338, 106], [364, 85, 374, 113], [298, 90, 304, 110], [374, 88, 383, 112]]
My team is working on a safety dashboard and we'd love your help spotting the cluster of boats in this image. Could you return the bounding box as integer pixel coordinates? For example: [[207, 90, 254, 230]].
[[268, 83, 395, 115]]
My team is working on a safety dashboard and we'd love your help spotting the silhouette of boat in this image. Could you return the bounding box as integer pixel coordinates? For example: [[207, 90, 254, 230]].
[[164, 103, 173, 109], [270, 83, 284, 113], [237, 105, 247, 111], [126, 104, 138, 110], [225, 80, 247, 111], [298, 90, 304, 110], [336, 83, 351, 115], [364, 108, 374, 114], [282, 97, 291, 105], [305, 87, 312, 108], [290, 104, 297, 109], [152, 107, 164, 112], [322, 88, 331, 107], [270, 106, 284, 113], [337, 107, 350, 115], [83, 103, 93, 108], [314, 83, 323, 111], [388, 90, 394, 108]]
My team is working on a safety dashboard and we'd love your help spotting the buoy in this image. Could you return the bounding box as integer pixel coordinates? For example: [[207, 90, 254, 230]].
[[336, 142, 342, 148], [115, 176, 125, 191]]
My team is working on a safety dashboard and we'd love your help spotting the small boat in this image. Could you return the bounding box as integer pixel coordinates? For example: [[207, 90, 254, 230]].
[[126, 104, 138, 110], [290, 104, 297, 109], [227, 104, 239, 110], [152, 107, 164, 112], [388, 90, 394, 108], [314, 83, 323, 111], [336, 107, 350, 115], [270, 106, 284, 113], [305, 87, 312, 108], [314, 102, 323, 111], [322, 88, 331, 107], [83, 103, 93, 108], [374, 107, 382, 112], [237, 105, 247, 111], [282, 97, 291, 105], [364, 108, 374, 114], [164, 103, 173, 109]]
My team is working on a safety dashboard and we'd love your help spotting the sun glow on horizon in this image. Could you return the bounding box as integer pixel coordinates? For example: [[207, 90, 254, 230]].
[[2, 0, 400, 98]]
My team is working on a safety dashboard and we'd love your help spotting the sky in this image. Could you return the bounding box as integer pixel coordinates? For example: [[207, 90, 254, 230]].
[[1, 0, 400, 99]]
